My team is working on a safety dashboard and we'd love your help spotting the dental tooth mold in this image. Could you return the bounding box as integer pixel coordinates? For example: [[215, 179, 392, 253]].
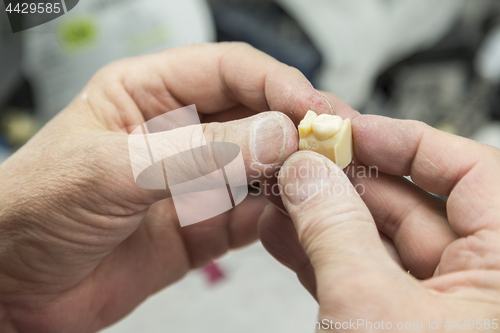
[[298, 110, 353, 169]]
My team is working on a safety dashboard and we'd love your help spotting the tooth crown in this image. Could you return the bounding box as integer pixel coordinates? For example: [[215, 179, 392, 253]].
[[298, 110, 318, 138], [298, 110, 353, 169], [312, 114, 343, 140]]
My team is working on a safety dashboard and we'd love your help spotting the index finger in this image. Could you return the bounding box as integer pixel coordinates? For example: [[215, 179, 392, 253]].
[[352, 115, 500, 196], [353, 115, 500, 235], [164, 43, 334, 122], [95, 42, 334, 128]]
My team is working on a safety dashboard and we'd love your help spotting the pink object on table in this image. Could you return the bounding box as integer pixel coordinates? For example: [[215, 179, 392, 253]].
[[202, 262, 226, 285]]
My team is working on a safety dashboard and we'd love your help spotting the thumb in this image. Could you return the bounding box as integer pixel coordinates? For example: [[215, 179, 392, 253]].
[[126, 111, 298, 203], [278, 151, 409, 315], [278, 151, 392, 273]]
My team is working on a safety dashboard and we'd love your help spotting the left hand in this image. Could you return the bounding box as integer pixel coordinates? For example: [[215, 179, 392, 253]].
[[0, 42, 334, 333]]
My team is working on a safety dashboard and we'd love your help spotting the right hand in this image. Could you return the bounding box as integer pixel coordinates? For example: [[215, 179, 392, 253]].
[[259, 96, 500, 331]]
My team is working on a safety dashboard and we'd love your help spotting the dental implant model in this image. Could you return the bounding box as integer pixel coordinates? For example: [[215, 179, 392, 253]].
[[298, 110, 353, 169]]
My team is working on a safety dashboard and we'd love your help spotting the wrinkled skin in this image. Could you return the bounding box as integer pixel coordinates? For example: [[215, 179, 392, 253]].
[[1, 41, 500, 333], [0, 43, 333, 332], [259, 99, 500, 331]]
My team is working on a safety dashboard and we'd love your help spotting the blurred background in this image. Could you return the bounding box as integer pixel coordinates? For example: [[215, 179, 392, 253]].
[[1, 0, 500, 332]]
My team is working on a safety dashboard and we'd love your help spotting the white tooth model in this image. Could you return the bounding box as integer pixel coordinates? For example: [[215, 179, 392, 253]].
[[298, 110, 353, 169]]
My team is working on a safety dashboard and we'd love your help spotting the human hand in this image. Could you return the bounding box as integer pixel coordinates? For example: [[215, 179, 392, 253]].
[[0, 43, 335, 332], [259, 98, 500, 331]]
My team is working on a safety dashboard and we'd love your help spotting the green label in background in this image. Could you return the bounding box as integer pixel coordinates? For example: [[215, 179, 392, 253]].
[[58, 16, 97, 53]]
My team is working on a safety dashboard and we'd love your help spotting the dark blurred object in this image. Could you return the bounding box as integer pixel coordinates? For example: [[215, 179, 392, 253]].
[[210, 0, 322, 83], [365, 0, 500, 137], [2, 78, 35, 112], [492, 87, 500, 120], [1, 10, 35, 151], [0, 12, 22, 108]]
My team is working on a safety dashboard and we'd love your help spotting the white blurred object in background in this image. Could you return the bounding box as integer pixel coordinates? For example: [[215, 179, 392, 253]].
[[472, 122, 500, 149], [22, 0, 215, 124], [476, 25, 500, 84], [473, 22, 500, 149], [277, 0, 465, 108]]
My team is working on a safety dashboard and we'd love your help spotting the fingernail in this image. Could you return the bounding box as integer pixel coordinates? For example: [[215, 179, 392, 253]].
[[275, 205, 290, 217], [280, 153, 330, 205], [264, 204, 274, 211], [252, 113, 285, 164], [265, 203, 289, 217], [319, 92, 336, 115]]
